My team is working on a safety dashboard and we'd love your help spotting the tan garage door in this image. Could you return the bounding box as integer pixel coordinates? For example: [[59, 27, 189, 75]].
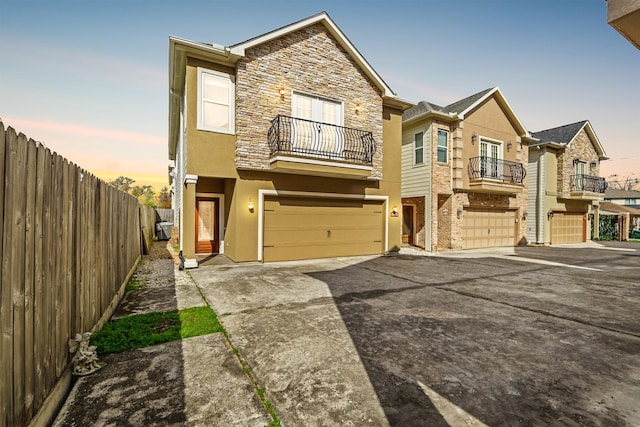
[[551, 212, 585, 244], [462, 209, 516, 249], [263, 197, 385, 262]]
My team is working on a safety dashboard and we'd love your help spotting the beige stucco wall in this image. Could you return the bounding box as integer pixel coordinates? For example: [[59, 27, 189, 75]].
[[235, 23, 383, 179], [460, 97, 523, 189], [179, 24, 403, 263], [184, 58, 238, 179], [382, 105, 404, 252]]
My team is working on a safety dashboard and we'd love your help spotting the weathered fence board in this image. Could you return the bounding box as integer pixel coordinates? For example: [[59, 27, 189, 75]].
[[24, 137, 37, 421], [0, 123, 8, 426], [0, 124, 148, 426], [33, 145, 47, 414]]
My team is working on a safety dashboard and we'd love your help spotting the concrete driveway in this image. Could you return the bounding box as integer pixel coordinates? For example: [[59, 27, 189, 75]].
[[190, 242, 640, 426]]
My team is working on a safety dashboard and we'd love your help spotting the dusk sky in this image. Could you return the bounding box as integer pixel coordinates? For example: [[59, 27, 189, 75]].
[[1, 0, 638, 189]]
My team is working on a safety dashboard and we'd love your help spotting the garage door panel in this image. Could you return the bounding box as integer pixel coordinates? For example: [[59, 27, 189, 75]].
[[462, 209, 515, 249], [551, 212, 585, 244], [263, 197, 384, 262]]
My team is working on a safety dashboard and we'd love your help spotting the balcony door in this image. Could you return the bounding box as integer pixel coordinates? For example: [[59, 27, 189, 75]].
[[480, 139, 501, 179], [574, 161, 587, 191], [292, 93, 343, 157]]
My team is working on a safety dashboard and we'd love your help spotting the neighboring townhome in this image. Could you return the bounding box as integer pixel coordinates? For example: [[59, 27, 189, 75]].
[[401, 87, 533, 251], [527, 120, 608, 245], [168, 12, 411, 267], [604, 188, 640, 210]]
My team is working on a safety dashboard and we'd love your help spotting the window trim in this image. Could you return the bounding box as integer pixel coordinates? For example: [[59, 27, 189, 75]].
[[291, 91, 344, 125], [197, 67, 235, 134], [436, 129, 448, 164], [414, 131, 424, 165], [478, 136, 503, 159]]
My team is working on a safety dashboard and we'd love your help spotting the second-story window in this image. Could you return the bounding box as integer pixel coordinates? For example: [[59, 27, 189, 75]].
[[437, 130, 448, 163], [414, 132, 424, 164], [198, 68, 235, 134]]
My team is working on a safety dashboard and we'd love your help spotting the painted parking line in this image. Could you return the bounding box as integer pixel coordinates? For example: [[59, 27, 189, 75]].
[[499, 255, 603, 271], [417, 381, 490, 427]]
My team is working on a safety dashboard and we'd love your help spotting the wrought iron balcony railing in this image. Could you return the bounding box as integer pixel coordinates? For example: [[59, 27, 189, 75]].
[[571, 174, 607, 193], [468, 156, 526, 184], [267, 115, 376, 165]]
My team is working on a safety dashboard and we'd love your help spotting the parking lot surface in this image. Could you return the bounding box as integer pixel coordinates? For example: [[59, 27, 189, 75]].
[[191, 242, 640, 426]]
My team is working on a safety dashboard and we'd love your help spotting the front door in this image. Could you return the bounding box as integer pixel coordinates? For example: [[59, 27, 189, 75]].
[[402, 205, 414, 245], [195, 197, 219, 254]]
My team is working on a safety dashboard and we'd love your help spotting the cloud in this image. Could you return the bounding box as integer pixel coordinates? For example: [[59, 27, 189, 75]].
[[3, 116, 165, 147]]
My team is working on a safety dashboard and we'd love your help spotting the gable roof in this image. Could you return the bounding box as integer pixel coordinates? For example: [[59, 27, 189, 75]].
[[604, 188, 640, 199], [169, 12, 410, 160], [530, 120, 608, 160], [599, 201, 640, 215], [403, 87, 532, 139], [229, 12, 395, 98], [442, 87, 494, 116]]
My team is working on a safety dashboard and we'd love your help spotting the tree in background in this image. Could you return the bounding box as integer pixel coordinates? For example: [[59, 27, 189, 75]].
[[107, 176, 160, 208], [607, 174, 640, 191], [157, 186, 172, 209], [108, 176, 135, 193]]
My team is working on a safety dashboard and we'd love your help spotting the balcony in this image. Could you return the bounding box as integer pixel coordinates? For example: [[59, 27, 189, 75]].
[[267, 115, 375, 179], [467, 156, 526, 194], [570, 174, 607, 200]]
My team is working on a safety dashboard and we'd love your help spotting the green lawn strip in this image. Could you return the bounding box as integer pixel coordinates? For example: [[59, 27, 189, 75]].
[[124, 277, 148, 292], [91, 306, 222, 355]]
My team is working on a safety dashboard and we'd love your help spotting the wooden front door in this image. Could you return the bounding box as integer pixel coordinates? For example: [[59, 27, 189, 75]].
[[195, 197, 219, 254], [402, 205, 414, 245]]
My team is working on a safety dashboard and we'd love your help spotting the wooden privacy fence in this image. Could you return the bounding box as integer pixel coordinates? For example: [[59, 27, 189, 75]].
[[0, 123, 146, 427]]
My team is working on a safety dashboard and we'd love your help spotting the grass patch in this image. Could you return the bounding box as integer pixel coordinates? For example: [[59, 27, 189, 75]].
[[172, 244, 179, 252], [91, 306, 222, 355], [124, 277, 147, 292]]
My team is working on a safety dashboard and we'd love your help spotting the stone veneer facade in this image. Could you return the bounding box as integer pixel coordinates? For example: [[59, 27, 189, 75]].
[[234, 23, 383, 179], [557, 129, 601, 198]]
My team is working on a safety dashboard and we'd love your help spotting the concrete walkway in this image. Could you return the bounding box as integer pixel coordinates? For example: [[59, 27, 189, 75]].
[[53, 243, 272, 426]]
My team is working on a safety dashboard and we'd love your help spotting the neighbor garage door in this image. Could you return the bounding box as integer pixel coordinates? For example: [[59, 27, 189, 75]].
[[551, 212, 585, 244], [462, 208, 516, 249], [263, 197, 385, 262]]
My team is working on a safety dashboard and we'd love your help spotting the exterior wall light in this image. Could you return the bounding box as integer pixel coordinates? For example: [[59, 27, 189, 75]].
[[471, 132, 477, 144], [522, 211, 528, 220], [391, 206, 399, 217], [507, 141, 513, 151], [457, 208, 463, 219], [278, 86, 286, 101], [355, 102, 362, 115], [588, 212, 595, 221], [547, 210, 554, 220], [248, 199, 254, 212]]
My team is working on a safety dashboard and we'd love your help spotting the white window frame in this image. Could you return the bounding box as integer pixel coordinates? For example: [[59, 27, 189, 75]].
[[479, 136, 503, 180], [197, 67, 235, 134], [437, 129, 448, 164], [414, 132, 424, 165], [291, 91, 344, 125]]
